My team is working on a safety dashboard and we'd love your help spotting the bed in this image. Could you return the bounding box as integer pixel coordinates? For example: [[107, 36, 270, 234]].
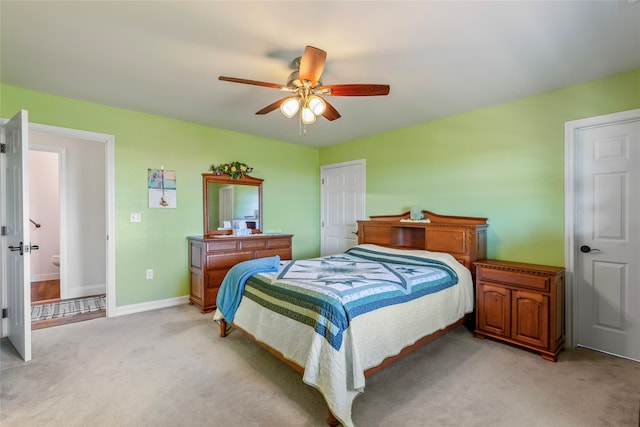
[[213, 211, 488, 427]]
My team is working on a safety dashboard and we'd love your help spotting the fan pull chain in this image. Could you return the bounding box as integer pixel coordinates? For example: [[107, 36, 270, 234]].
[[298, 114, 308, 136]]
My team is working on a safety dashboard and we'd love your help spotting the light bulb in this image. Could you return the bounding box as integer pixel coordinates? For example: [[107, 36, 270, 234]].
[[308, 96, 326, 115], [280, 97, 300, 118], [301, 107, 316, 124]]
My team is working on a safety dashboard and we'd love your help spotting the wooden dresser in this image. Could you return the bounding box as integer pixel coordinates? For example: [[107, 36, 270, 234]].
[[473, 260, 565, 361], [188, 234, 292, 313], [357, 210, 488, 273]]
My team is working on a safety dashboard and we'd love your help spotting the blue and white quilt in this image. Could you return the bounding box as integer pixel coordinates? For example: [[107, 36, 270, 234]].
[[240, 246, 459, 351], [214, 244, 474, 427]]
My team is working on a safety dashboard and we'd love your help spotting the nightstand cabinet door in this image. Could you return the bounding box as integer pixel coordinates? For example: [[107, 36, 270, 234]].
[[477, 283, 511, 337], [511, 290, 549, 349], [474, 260, 564, 362]]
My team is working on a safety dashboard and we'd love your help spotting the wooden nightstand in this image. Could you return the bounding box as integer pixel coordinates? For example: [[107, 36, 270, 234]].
[[473, 260, 565, 362]]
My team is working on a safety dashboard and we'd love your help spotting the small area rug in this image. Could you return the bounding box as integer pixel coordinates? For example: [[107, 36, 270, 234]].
[[31, 295, 106, 322]]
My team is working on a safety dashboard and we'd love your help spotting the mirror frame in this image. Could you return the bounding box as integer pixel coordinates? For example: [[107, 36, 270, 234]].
[[202, 173, 263, 236]]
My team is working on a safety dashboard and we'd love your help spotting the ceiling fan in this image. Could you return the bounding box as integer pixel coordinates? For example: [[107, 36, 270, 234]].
[[218, 46, 390, 126]]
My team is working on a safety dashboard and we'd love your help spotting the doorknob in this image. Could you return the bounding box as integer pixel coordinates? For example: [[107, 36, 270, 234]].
[[8, 242, 24, 255], [580, 245, 601, 253]]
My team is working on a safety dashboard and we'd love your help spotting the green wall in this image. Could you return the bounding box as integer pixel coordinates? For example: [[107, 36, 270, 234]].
[[1, 84, 320, 307], [3, 68, 639, 306], [320, 69, 640, 266]]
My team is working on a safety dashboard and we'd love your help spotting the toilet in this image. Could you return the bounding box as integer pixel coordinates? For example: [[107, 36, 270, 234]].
[[51, 254, 60, 267]]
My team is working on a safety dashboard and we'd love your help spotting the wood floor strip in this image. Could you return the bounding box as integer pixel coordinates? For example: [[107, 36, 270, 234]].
[[32, 310, 106, 330]]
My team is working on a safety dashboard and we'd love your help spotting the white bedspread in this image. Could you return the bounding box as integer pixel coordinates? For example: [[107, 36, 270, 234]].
[[214, 244, 474, 427]]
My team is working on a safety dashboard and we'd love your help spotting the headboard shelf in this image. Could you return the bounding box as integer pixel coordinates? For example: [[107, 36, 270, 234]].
[[390, 226, 425, 249], [357, 210, 488, 271]]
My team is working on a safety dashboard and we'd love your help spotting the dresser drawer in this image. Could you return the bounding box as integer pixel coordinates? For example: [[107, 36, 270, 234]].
[[239, 239, 267, 250], [256, 248, 291, 260], [204, 285, 220, 308], [477, 266, 550, 292], [207, 251, 254, 269], [267, 236, 292, 249], [207, 269, 228, 288], [205, 240, 238, 252]]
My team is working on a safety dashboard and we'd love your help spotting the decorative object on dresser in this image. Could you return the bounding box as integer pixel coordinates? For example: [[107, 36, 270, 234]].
[[473, 260, 565, 362], [216, 210, 488, 426], [357, 210, 488, 274], [209, 161, 253, 179]]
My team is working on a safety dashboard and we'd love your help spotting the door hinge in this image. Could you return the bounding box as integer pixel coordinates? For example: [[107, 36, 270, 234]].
[[2, 308, 7, 318], [0, 143, 6, 154], [1, 226, 6, 236], [321, 178, 324, 185]]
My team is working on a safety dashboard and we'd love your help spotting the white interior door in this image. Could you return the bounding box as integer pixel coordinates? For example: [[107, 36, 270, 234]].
[[575, 117, 640, 361], [3, 110, 32, 362], [320, 160, 365, 256], [219, 186, 234, 228]]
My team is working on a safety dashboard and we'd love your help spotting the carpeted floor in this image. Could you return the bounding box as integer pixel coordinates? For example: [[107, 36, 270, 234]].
[[2, 304, 639, 426]]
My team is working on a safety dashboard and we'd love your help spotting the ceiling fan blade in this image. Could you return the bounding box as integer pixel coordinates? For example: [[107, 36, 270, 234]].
[[322, 100, 341, 121], [299, 46, 327, 86], [255, 98, 288, 115], [219, 76, 284, 90], [319, 84, 390, 96]]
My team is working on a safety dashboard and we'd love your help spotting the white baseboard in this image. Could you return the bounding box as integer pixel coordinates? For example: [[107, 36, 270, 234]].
[[32, 273, 60, 282], [66, 284, 106, 299], [113, 295, 190, 317]]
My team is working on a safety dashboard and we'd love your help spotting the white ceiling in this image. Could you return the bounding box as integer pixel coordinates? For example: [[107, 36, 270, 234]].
[[2, 1, 639, 147]]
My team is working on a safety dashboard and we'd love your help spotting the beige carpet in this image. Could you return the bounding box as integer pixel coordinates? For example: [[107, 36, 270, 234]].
[[1, 304, 639, 427]]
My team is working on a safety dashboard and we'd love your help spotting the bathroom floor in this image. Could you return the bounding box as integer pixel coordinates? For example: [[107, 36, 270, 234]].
[[31, 279, 60, 303]]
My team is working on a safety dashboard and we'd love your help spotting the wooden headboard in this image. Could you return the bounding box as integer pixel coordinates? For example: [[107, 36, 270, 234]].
[[357, 210, 488, 271]]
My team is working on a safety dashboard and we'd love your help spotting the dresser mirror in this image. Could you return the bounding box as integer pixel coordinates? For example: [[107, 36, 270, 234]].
[[202, 173, 263, 236]]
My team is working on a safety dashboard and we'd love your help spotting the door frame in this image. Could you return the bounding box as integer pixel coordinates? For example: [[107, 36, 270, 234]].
[[27, 122, 116, 317], [564, 108, 640, 349]]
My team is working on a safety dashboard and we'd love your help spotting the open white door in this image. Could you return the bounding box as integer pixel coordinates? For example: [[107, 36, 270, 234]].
[[3, 110, 32, 361]]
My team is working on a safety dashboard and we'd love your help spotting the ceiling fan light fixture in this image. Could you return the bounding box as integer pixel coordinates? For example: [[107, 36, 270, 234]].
[[280, 97, 300, 118], [308, 95, 326, 115], [301, 106, 317, 124]]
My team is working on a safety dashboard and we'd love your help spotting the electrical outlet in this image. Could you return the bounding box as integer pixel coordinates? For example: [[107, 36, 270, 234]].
[[130, 213, 142, 223], [146, 269, 153, 280]]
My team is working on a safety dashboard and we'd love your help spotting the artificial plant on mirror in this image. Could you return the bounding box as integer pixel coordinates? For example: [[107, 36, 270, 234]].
[[210, 161, 253, 179]]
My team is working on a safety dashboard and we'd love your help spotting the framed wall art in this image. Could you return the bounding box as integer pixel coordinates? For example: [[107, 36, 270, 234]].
[[148, 167, 177, 208]]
